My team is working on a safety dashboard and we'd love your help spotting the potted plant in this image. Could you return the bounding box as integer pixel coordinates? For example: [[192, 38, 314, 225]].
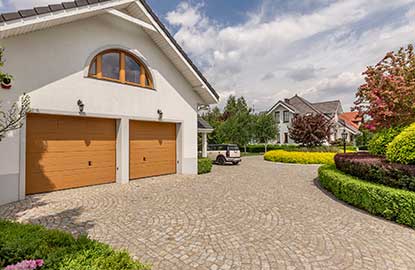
[[1, 74, 12, 89]]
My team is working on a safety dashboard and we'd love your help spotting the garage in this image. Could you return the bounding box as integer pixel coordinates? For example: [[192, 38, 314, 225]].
[[129, 121, 177, 179], [26, 114, 116, 195]]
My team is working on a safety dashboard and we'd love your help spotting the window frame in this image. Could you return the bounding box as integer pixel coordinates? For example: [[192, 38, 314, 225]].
[[275, 111, 280, 123], [283, 111, 290, 123], [88, 49, 154, 89]]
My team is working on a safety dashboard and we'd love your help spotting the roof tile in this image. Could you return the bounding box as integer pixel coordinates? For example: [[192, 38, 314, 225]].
[[34, 6, 52, 15], [62, 2, 77, 9], [75, 0, 89, 7], [2, 12, 22, 21], [18, 9, 37, 18], [87, 0, 100, 4], [49, 4, 64, 11]]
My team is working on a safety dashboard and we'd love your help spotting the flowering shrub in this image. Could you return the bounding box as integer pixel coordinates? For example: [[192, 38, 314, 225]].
[[264, 150, 335, 165], [5, 260, 43, 270], [0, 220, 150, 270], [354, 44, 415, 130], [319, 165, 415, 228], [335, 153, 415, 191], [386, 123, 415, 164]]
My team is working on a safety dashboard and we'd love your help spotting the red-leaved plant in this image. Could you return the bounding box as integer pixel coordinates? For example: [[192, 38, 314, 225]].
[[354, 44, 415, 131]]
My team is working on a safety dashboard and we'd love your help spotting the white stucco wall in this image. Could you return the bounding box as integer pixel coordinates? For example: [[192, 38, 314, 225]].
[[0, 14, 205, 204], [270, 105, 295, 144]]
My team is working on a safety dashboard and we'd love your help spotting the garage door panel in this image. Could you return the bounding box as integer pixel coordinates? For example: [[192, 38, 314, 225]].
[[129, 121, 176, 179], [27, 139, 116, 153], [26, 114, 116, 194], [27, 150, 116, 173], [26, 167, 115, 195]]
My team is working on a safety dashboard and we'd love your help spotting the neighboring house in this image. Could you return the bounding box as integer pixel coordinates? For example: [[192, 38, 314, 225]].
[[267, 95, 360, 144], [0, 0, 219, 205]]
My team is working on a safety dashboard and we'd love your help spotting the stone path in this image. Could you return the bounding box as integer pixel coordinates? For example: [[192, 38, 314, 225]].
[[1, 156, 415, 269]]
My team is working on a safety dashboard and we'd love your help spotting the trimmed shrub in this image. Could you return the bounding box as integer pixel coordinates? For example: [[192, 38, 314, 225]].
[[0, 220, 150, 269], [247, 144, 356, 153], [318, 165, 415, 228], [386, 123, 415, 164], [335, 153, 415, 191], [264, 150, 335, 165], [198, 158, 212, 174], [368, 127, 404, 155]]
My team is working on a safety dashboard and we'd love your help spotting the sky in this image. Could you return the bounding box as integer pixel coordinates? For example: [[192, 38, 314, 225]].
[[1, 0, 415, 112]]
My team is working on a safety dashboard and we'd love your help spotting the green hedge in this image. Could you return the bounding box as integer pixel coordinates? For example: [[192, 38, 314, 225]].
[[368, 127, 404, 155], [247, 144, 356, 153], [318, 165, 415, 228], [0, 220, 150, 269], [198, 158, 212, 174], [386, 123, 415, 164], [264, 150, 335, 165]]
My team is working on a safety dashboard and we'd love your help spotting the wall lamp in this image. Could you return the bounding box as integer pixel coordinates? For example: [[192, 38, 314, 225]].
[[77, 99, 85, 113], [157, 109, 163, 120]]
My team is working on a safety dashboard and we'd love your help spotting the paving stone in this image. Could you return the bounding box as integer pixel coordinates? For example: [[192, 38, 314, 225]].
[[1, 156, 415, 269]]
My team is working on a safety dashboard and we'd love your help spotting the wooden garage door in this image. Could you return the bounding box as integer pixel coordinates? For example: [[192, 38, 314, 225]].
[[26, 114, 116, 195], [129, 121, 176, 179]]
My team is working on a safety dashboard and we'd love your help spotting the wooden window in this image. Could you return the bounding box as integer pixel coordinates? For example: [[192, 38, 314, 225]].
[[88, 49, 153, 89], [283, 111, 290, 123]]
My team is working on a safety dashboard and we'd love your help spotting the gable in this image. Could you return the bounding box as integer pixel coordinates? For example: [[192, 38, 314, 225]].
[[0, 0, 219, 105]]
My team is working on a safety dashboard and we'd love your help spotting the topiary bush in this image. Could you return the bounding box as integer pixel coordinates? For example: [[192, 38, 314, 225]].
[[318, 165, 415, 228], [198, 158, 212, 174], [386, 123, 415, 164], [0, 220, 150, 269], [264, 150, 335, 165], [335, 153, 415, 191], [368, 126, 404, 155]]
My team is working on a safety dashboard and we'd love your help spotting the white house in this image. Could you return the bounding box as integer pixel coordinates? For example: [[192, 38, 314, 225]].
[[267, 95, 360, 144], [0, 0, 219, 205]]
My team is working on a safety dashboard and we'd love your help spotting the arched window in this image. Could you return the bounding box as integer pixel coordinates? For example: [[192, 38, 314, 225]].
[[88, 49, 153, 89]]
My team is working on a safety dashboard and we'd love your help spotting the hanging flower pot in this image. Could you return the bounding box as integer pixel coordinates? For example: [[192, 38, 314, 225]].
[[1, 76, 12, 89]]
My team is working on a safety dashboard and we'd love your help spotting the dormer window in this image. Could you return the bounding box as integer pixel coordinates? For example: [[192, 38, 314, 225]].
[[88, 49, 153, 89]]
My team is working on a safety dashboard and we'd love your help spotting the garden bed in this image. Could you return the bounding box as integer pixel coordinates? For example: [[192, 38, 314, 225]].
[[335, 153, 415, 191], [247, 144, 356, 153], [264, 150, 335, 165], [318, 165, 415, 228], [0, 220, 150, 270]]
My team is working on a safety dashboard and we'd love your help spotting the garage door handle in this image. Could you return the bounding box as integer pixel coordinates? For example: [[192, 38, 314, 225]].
[[143, 157, 146, 161], [88, 161, 92, 166]]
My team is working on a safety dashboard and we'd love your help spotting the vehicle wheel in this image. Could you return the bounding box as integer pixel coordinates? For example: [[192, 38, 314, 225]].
[[217, 156, 226, 165], [232, 161, 240, 165]]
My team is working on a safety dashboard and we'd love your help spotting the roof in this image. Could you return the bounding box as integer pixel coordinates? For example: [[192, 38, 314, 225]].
[[198, 117, 214, 132], [312, 100, 342, 114], [268, 95, 343, 120], [0, 0, 219, 104], [339, 112, 361, 130]]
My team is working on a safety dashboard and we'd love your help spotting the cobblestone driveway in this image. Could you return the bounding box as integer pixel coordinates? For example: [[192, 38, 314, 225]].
[[1, 156, 415, 269]]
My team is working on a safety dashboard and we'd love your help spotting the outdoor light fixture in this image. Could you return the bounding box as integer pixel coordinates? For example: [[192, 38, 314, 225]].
[[157, 109, 163, 120], [341, 129, 348, 153], [77, 99, 85, 113]]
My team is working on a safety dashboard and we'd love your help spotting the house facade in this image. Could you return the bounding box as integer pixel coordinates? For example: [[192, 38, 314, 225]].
[[0, 0, 219, 205], [267, 95, 360, 145]]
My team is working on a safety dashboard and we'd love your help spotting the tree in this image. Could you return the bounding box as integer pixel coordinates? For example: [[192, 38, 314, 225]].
[[289, 114, 332, 147], [0, 47, 30, 141], [0, 95, 31, 141], [354, 44, 415, 131], [202, 95, 257, 149], [254, 113, 277, 144]]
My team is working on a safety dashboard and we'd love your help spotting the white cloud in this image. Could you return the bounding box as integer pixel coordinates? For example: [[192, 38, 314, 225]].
[[166, 0, 415, 111]]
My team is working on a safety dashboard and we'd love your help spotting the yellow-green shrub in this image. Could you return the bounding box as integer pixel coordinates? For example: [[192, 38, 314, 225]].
[[386, 123, 415, 164], [264, 150, 335, 165]]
